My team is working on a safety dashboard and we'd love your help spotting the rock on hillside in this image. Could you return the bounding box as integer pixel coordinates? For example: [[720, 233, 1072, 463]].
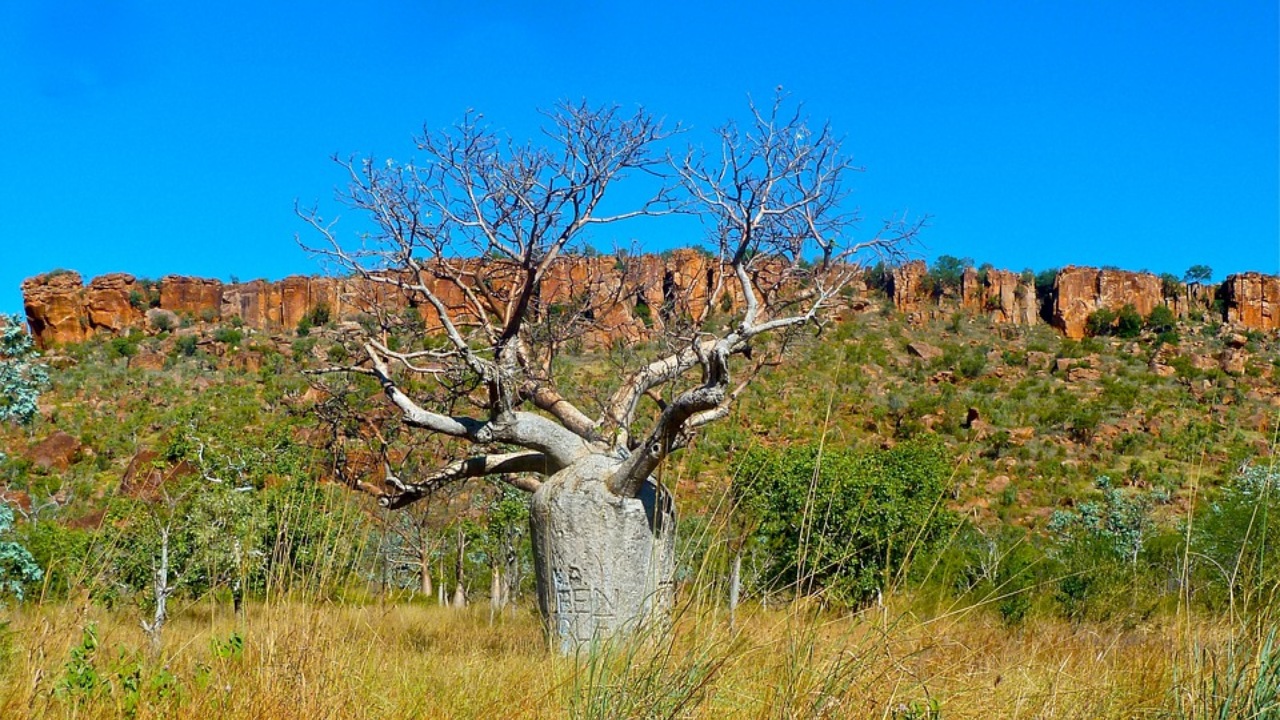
[[20, 250, 786, 349], [1222, 273, 1280, 331], [1052, 267, 1165, 340]]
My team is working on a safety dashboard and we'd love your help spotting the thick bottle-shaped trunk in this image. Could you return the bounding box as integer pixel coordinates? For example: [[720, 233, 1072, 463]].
[[530, 454, 675, 653]]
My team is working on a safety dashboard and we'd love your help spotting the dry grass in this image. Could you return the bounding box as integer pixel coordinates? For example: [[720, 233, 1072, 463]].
[[1, 595, 1273, 719]]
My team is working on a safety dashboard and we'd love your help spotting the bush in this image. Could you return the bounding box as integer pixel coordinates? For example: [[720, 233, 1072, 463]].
[[174, 334, 198, 357], [1085, 308, 1116, 337], [151, 312, 174, 333], [0, 315, 49, 426], [1114, 304, 1143, 339], [732, 438, 955, 606], [213, 328, 243, 347], [1191, 464, 1280, 611]]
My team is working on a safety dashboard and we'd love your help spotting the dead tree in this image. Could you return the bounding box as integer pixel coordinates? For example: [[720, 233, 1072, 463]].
[[300, 96, 918, 650]]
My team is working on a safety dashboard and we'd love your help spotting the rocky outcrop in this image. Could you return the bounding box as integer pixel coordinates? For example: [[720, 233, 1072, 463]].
[[85, 273, 145, 332], [1222, 273, 1280, 331], [159, 276, 223, 320], [1052, 267, 1165, 339], [21, 271, 90, 347], [20, 251, 784, 349], [890, 260, 928, 313]]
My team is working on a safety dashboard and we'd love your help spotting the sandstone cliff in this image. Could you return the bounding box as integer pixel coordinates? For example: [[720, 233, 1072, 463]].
[[20, 250, 762, 349], [21, 259, 1280, 348], [1222, 273, 1280, 331], [960, 269, 1038, 326]]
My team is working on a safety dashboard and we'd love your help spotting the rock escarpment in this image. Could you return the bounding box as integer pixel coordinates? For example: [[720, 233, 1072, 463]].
[[20, 250, 771, 349], [960, 268, 1038, 326], [1051, 267, 1165, 339], [1221, 273, 1280, 331], [21, 258, 1280, 348]]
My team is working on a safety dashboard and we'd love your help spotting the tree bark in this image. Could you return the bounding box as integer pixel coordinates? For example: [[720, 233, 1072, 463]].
[[530, 454, 675, 653], [729, 549, 742, 629], [419, 546, 433, 599], [452, 526, 467, 608]]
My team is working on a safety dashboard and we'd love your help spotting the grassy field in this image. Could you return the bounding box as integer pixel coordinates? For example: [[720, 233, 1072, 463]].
[[2, 595, 1276, 719]]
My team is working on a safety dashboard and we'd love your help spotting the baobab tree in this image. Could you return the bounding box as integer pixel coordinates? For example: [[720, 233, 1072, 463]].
[[300, 95, 919, 650]]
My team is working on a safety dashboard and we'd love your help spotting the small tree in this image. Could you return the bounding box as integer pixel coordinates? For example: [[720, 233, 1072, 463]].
[[1184, 265, 1213, 284], [300, 96, 919, 648], [0, 502, 42, 601], [0, 315, 49, 428], [928, 255, 973, 297]]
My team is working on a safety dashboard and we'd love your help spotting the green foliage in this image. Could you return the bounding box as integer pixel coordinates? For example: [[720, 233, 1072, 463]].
[[1085, 304, 1143, 338], [0, 315, 49, 426], [1085, 308, 1116, 337], [1184, 264, 1214, 283], [733, 438, 955, 606], [865, 262, 893, 297], [0, 502, 42, 600], [1191, 464, 1280, 612], [151, 312, 174, 333], [16, 520, 90, 599], [1048, 476, 1159, 620], [55, 624, 104, 700], [928, 255, 973, 295], [1115, 304, 1143, 339], [213, 327, 243, 346], [174, 334, 198, 357]]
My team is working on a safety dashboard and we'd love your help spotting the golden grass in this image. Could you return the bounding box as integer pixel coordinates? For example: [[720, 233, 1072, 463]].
[[1, 595, 1271, 719]]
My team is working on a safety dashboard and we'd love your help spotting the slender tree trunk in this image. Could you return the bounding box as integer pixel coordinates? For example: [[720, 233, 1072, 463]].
[[489, 563, 503, 622], [452, 526, 467, 608], [232, 538, 244, 620], [419, 545, 433, 599], [503, 535, 519, 606], [728, 549, 742, 629], [437, 556, 446, 606], [142, 525, 171, 654]]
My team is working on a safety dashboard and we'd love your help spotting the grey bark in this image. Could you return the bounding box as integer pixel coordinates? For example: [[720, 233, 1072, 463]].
[[729, 549, 742, 628], [452, 525, 467, 608], [141, 525, 172, 654], [530, 454, 675, 652]]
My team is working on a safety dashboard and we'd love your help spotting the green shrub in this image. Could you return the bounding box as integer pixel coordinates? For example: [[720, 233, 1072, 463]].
[[213, 328, 243, 347], [1114, 304, 1143, 339], [732, 438, 955, 607], [1191, 464, 1280, 612], [1146, 305, 1176, 333], [1085, 308, 1116, 337], [174, 334, 198, 357], [150, 312, 174, 333]]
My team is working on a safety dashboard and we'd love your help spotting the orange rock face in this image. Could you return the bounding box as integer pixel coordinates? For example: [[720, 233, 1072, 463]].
[[1052, 267, 1164, 339], [21, 271, 89, 347], [159, 276, 223, 320], [85, 273, 144, 332], [1222, 273, 1280, 331], [958, 267, 1037, 326], [891, 260, 928, 313]]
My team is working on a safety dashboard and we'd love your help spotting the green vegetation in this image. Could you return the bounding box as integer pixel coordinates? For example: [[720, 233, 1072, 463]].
[[0, 281, 1278, 716], [0, 314, 48, 426]]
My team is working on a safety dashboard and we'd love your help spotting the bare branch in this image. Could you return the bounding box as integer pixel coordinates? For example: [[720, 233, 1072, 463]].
[[380, 451, 551, 509]]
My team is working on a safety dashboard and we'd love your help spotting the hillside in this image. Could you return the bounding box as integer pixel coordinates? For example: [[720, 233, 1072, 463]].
[[6, 259, 1278, 531]]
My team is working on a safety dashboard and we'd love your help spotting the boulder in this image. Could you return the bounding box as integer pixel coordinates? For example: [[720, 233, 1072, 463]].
[[28, 431, 82, 472], [907, 341, 943, 362]]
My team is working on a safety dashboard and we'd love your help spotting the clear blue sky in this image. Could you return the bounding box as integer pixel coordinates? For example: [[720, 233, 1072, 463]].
[[1, 1, 1276, 316]]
